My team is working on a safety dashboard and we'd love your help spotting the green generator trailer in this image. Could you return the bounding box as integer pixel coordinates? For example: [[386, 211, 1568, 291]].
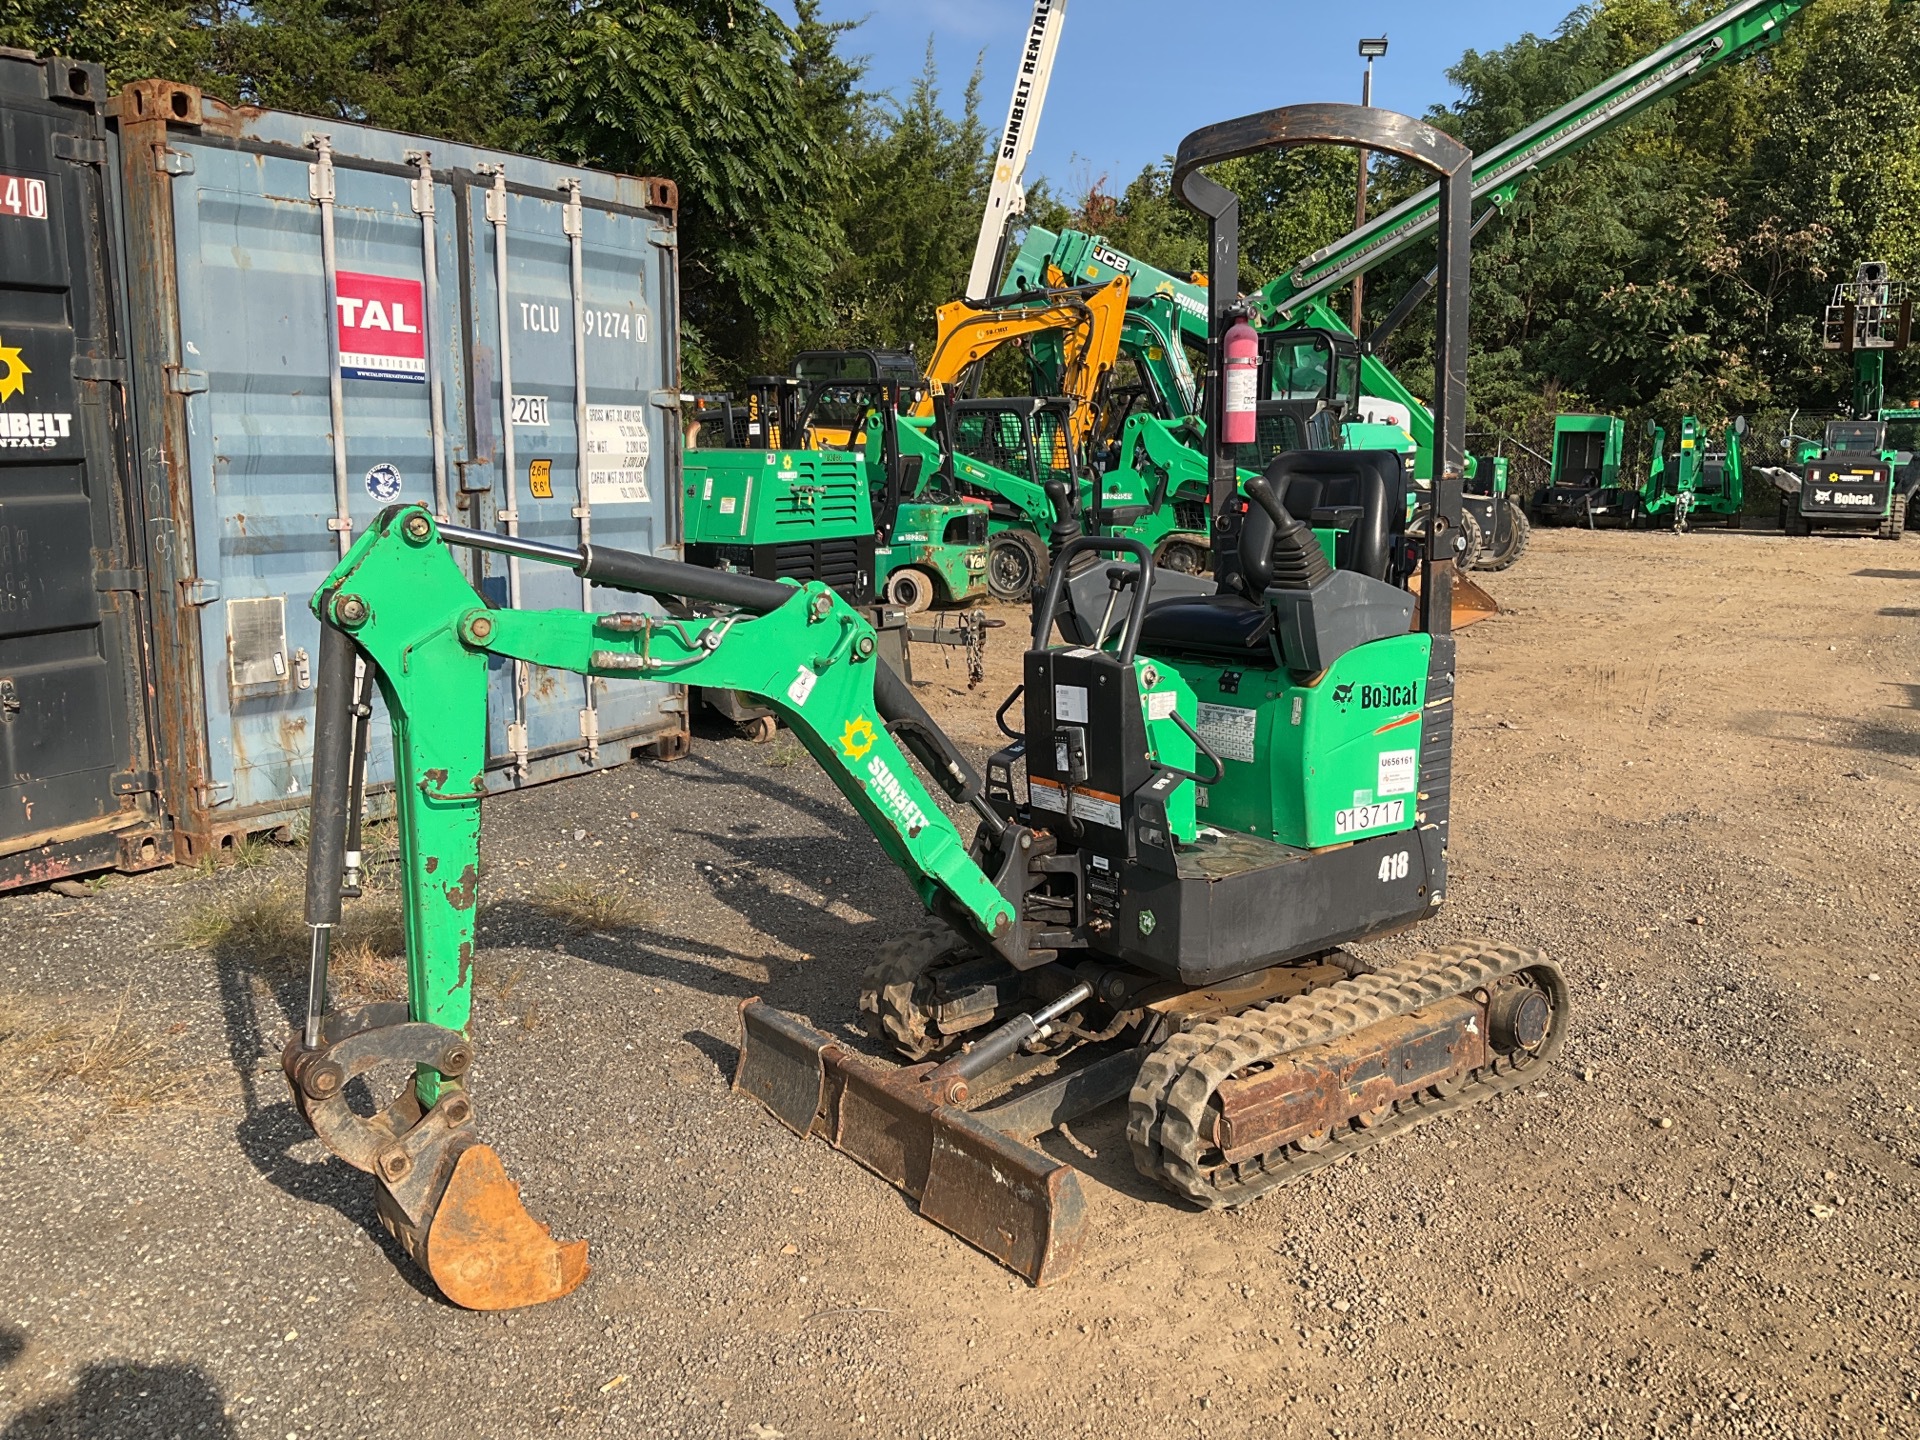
[[1530, 415, 1633, 526], [685, 374, 988, 611]]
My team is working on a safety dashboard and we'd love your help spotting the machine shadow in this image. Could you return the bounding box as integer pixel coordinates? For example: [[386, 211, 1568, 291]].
[[0, 1323, 240, 1439]]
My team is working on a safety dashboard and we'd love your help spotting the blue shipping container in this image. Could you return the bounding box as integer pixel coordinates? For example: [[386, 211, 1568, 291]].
[[112, 80, 687, 854]]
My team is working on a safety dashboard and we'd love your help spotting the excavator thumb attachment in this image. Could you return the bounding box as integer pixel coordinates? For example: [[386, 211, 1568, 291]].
[[736, 999, 1088, 1285], [284, 1005, 589, 1310]]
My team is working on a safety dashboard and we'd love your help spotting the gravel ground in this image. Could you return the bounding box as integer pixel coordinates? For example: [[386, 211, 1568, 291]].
[[0, 525, 1916, 1439]]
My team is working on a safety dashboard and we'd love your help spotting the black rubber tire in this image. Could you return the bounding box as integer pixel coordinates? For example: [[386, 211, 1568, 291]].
[[1155, 538, 1209, 575], [986, 529, 1048, 602], [1455, 507, 1484, 572], [885, 566, 935, 613], [740, 715, 778, 743], [1780, 499, 1812, 537], [1725, 510, 1743, 529], [1474, 498, 1532, 572]]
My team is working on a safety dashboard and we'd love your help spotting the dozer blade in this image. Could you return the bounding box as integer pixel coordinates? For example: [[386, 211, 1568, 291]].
[[409, 1144, 590, 1311], [736, 999, 1089, 1285]]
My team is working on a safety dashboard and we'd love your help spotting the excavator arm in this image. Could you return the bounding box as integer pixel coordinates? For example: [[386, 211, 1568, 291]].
[[284, 505, 1040, 1308], [913, 280, 1130, 453]]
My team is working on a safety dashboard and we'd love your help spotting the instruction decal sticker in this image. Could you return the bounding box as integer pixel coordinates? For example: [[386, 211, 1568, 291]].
[[337, 271, 426, 382]]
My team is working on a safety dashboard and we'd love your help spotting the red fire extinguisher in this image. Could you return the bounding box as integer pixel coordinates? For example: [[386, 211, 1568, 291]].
[[1222, 314, 1258, 445]]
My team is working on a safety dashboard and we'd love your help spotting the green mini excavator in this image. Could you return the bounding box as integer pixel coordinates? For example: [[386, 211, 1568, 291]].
[[281, 103, 1565, 1309]]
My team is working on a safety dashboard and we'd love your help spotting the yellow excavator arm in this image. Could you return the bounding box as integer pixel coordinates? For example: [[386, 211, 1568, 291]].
[[912, 278, 1131, 452]]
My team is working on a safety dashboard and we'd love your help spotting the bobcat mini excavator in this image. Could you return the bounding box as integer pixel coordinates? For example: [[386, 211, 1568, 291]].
[[281, 104, 1564, 1308]]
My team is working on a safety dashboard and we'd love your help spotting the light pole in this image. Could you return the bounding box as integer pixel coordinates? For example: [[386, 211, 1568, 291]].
[[1353, 35, 1388, 336]]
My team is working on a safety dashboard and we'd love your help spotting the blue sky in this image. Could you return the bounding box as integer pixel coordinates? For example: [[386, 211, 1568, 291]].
[[786, 1, 1582, 199]]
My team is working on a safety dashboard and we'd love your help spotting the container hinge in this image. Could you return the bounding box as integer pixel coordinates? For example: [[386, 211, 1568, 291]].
[[154, 147, 194, 176], [651, 389, 681, 410], [182, 577, 220, 606], [196, 780, 233, 808], [168, 368, 208, 395], [54, 134, 106, 166], [95, 568, 144, 594], [647, 225, 677, 249], [72, 354, 126, 384], [111, 770, 156, 796]]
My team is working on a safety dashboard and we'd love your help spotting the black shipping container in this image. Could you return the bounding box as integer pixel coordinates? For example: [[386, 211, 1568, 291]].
[[0, 50, 167, 886]]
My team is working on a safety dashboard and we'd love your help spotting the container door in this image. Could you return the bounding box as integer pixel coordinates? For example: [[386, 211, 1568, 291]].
[[457, 172, 679, 784], [0, 56, 158, 879], [157, 141, 450, 814]]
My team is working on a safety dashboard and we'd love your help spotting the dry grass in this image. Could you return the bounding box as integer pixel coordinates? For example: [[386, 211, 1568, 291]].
[[174, 885, 407, 1002], [0, 987, 211, 1115], [527, 878, 654, 937]]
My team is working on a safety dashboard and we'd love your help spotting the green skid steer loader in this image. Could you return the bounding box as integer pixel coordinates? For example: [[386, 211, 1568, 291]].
[[280, 103, 1564, 1309]]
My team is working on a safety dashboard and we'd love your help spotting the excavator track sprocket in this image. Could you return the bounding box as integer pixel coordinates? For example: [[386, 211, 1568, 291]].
[[857, 926, 959, 1060], [1128, 940, 1567, 1209]]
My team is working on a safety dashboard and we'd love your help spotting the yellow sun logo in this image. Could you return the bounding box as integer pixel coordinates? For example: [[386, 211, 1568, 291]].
[[0, 337, 27, 404], [839, 716, 876, 761]]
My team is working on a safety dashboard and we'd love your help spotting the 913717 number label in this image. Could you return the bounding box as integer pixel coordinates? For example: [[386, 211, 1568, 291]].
[[1334, 799, 1404, 836]]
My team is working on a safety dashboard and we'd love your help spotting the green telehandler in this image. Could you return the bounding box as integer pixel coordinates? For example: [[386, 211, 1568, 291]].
[[280, 102, 1563, 1309], [1761, 262, 1918, 539]]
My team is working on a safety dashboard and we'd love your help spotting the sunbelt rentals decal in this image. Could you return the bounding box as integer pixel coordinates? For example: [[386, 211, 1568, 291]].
[[0, 335, 73, 449], [842, 715, 931, 837]]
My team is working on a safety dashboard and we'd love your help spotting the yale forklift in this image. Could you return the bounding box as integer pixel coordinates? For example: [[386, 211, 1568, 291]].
[[279, 103, 1562, 1307]]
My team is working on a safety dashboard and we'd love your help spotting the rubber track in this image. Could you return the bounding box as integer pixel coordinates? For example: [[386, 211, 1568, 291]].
[[1127, 940, 1566, 1209]]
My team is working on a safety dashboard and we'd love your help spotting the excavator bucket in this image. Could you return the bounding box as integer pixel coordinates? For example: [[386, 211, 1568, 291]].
[[735, 999, 1089, 1284], [1409, 569, 1501, 629], [285, 1009, 590, 1311], [406, 1145, 590, 1311]]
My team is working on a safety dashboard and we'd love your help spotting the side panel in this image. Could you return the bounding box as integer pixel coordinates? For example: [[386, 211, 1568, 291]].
[[0, 56, 165, 887]]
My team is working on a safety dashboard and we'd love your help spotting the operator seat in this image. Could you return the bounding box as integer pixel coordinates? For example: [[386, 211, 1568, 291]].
[[1133, 450, 1409, 668]]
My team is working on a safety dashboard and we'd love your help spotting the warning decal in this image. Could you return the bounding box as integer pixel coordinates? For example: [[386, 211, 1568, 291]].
[[336, 271, 426, 383]]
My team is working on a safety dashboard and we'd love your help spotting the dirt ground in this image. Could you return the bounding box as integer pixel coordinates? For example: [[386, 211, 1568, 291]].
[[1, 524, 1917, 1440]]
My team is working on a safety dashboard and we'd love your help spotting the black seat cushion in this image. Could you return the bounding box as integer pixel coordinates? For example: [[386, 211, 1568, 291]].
[[1137, 593, 1275, 661]]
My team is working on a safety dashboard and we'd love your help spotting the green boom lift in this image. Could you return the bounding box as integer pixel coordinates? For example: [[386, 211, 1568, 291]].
[[1008, 0, 1818, 567], [281, 102, 1564, 1308]]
